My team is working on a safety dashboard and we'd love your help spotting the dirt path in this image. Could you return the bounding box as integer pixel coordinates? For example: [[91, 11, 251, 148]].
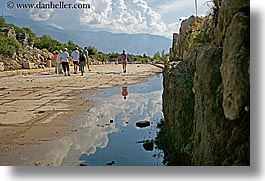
[[0, 64, 162, 166]]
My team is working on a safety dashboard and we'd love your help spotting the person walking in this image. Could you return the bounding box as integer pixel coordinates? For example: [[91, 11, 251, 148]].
[[121, 50, 127, 73], [82, 47, 90, 72], [58, 50, 63, 74], [55, 50, 62, 74], [71, 47, 79, 74], [79, 50, 86, 76], [61, 48, 70, 76], [53, 51, 58, 73]]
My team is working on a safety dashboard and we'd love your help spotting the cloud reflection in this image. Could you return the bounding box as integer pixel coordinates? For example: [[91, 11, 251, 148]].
[[58, 86, 162, 165]]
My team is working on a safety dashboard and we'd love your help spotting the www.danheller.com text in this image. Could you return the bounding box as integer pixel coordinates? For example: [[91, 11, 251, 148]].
[[6, 1, 91, 9]]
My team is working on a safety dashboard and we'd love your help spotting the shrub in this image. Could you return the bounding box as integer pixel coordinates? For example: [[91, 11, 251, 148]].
[[0, 17, 5, 28], [87, 46, 98, 56], [189, 29, 212, 47], [42, 48, 49, 53], [0, 35, 22, 57]]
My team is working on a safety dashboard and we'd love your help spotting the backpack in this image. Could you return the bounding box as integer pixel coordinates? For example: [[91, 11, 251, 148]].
[[80, 54, 86, 62]]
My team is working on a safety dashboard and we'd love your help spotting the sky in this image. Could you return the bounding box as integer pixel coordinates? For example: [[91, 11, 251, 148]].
[[0, 0, 212, 38]]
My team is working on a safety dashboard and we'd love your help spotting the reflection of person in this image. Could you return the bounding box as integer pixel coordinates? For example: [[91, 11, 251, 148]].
[[121, 50, 127, 73], [122, 86, 128, 99]]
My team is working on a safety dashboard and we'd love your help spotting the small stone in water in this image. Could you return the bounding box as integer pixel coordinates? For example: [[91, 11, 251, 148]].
[[136, 121, 150, 128], [106, 161, 115, 165]]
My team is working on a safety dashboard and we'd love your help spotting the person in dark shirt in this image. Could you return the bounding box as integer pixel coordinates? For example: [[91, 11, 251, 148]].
[[79, 50, 86, 76]]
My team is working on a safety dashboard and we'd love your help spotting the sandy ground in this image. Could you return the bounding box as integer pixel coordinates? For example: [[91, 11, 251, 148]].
[[0, 64, 162, 166]]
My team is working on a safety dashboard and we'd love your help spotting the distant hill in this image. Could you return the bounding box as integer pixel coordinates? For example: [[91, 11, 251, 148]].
[[4, 15, 171, 56]]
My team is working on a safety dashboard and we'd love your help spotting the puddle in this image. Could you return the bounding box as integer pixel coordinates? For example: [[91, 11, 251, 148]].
[[61, 73, 164, 166]]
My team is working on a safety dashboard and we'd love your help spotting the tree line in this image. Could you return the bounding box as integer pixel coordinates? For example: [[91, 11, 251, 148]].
[[0, 16, 165, 63]]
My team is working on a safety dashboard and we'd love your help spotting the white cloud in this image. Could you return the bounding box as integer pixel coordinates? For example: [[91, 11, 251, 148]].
[[47, 22, 64, 29], [30, 9, 54, 21], [26, 0, 178, 38], [25, 0, 210, 38], [56, 87, 163, 165], [76, 0, 177, 37], [29, 0, 55, 21]]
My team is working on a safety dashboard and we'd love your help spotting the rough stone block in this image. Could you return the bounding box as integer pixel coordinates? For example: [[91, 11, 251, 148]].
[[221, 12, 250, 120], [23, 61, 35, 69], [0, 62, 4, 72], [46, 60, 52, 68]]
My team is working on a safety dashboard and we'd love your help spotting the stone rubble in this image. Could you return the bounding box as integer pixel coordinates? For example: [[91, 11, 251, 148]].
[[0, 27, 53, 72]]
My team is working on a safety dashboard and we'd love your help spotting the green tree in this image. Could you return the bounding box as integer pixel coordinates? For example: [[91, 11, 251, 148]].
[[0, 35, 22, 57], [34, 35, 64, 52], [0, 16, 5, 28], [97, 52, 107, 62], [153, 51, 161, 61], [109, 52, 119, 59], [66, 40, 79, 52], [142, 53, 150, 63], [143, 53, 148, 59], [16, 27, 36, 37], [87, 45, 98, 56], [161, 50, 165, 58]]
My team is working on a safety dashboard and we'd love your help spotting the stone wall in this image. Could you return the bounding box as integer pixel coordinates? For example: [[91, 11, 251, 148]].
[[158, 0, 250, 165]]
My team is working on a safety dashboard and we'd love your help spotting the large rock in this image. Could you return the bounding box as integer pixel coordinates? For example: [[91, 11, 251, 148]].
[[192, 47, 227, 165], [175, 16, 198, 59], [46, 60, 52, 68], [213, 0, 250, 46], [23, 61, 35, 69], [158, 0, 250, 166], [161, 60, 195, 165], [143, 140, 154, 151], [0, 62, 4, 72], [172, 33, 178, 51], [0, 27, 16, 38], [16, 33, 30, 46], [220, 12, 250, 120]]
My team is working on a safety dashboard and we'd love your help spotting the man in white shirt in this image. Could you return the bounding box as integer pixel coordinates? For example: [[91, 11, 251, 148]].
[[61, 48, 70, 76], [71, 47, 79, 74]]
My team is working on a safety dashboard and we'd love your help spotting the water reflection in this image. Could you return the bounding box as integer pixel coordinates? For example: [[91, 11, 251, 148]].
[[61, 73, 164, 166], [122, 86, 128, 99]]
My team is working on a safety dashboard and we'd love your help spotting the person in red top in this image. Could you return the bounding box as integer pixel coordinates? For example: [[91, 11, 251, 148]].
[[53, 51, 58, 73]]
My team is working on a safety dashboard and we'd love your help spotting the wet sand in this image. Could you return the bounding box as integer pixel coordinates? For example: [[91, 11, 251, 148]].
[[0, 64, 162, 166]]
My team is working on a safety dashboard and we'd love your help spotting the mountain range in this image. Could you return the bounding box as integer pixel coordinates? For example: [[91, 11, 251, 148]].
[[4, 15, 172, 56]]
